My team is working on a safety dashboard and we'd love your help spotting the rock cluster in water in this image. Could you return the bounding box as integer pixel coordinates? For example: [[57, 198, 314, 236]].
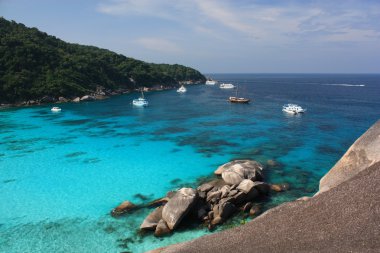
[[111, 159, 288, 237]]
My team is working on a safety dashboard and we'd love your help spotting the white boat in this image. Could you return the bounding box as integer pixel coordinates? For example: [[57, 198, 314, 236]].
[[51, 106, 61, 112], [282, 104, 306, 114], [132, 90, 148, 107], [205, 80, 217, 85], [220, 83, 235, 89], [177, 85, 187, 93]]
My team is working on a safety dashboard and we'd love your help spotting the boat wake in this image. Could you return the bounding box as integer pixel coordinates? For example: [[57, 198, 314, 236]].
[[321, 84, 365, 87]]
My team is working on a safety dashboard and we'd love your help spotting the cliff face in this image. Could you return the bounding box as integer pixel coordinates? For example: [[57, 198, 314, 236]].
[[319, 120, 380, 193], [150, 120, 380, 253]]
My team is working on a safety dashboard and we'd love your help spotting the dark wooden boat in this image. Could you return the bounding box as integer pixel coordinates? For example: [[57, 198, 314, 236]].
[[229, 96, 250, 103], [228, 86, 250, 103]]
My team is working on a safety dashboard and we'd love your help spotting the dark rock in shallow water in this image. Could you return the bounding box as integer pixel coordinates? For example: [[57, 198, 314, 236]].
[[211, 215, 223, 227], [111, 201, 136, 217], [252, 181, 270, 195], [229, 191, 247, 205], [242, 202, 253, 212], [134, 193, 151, 201], [218, 202, 236, 219], [140, 206, 163, 230], [147, 197, 170, 207], [249, 204, 261, 217], [162, 188, 198, 230], [270, 183, 290, 192], [155, 219, 171, 237]]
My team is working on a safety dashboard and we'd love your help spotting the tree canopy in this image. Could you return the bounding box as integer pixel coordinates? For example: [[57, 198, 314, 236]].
[[0, 17, 206, 103]]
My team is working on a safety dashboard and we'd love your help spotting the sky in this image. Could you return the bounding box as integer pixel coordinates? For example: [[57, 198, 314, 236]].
[[1, 0, 380, 73]]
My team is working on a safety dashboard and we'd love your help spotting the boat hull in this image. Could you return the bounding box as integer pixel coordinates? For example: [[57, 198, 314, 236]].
[[133, 99, 148, 107], [229, 97, 250, 103]]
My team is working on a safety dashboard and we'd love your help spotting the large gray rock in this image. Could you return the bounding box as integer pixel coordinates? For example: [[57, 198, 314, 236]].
[[237, 179, 259, 201], [155, 219, 171, 237], [319, 120, 380, 193], [221, 160, 264, 185], [162, 188, 198, 230], [237, 179, 255, 194], [140, 206, 164, 230], [206, 190, 222, 203], [215, 160, 263, 175], [197, 182, 215, 193]]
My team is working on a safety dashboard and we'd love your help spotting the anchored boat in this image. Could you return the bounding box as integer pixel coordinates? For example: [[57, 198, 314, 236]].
[[51, 107, 62, 112], [205, 80, 217, 85], [282, 104, 306, 114], [229, 85, 250, 103], [133, 90, 149, 107], [177, 85, 187, 93], [220, 83, 235, 89]]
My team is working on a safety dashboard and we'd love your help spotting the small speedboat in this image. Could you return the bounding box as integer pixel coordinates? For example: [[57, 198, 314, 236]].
[[220, 83, 235, 89], [51, 106, 62, 112], [282, 104, 306, 114], [205, 80, 217, 85], [177, 85, 187, 93], [132, 90, 148, 107]]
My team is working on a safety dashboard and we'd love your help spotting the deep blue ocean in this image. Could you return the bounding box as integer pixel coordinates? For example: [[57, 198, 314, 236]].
[[0, 74, 379, 252]]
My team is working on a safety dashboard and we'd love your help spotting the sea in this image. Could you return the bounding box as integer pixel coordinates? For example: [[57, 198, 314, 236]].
[[0, 73, 379, 253]]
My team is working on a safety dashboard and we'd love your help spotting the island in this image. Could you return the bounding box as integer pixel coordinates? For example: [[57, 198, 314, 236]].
[[0, 17, 206, 106]]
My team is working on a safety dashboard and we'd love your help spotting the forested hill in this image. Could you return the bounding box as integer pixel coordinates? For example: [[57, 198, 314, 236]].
[[0, 17, 206, 104]]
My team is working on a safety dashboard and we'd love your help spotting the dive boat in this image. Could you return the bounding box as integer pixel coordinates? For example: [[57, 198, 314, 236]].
[[205, 80, 217, 85], [229, 85, 250, 103], [220, 83, 235, 89], [51, 106, 62, 112], [132, 90, 148, 107], [282, 104, 306, 114], [177, 85, 187, 93]]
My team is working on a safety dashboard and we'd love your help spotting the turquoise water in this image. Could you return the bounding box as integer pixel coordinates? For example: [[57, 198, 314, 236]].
[[1, 74, 379, 252]]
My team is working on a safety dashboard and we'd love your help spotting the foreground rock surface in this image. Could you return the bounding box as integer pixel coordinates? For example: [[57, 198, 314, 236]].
[[150, 162, 380, 253], [149, 120, 380, 253]]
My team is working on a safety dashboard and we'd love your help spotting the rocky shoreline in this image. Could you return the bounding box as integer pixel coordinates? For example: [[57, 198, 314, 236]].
[[0, 81, 201, 109], [148, 120, 380, 253], [110, 160, 288, 237]]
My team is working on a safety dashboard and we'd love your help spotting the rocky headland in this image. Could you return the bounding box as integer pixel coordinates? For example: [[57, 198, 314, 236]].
[[146, 120, 380, 253], [0, 17, 206, 108]]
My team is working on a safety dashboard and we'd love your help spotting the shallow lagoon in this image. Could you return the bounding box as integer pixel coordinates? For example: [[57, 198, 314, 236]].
[[1, 74, 379, 252]]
